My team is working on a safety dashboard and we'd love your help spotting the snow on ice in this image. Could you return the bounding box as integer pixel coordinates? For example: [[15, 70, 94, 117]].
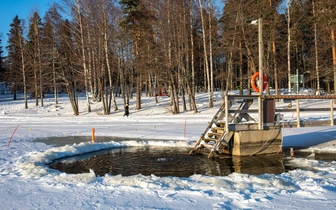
[[1, 90, 336, 209]]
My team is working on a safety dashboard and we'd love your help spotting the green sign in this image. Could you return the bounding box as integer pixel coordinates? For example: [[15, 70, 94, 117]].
[[290, 75, 303, 83]]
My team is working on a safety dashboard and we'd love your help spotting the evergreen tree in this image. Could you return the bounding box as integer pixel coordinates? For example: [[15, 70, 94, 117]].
[[0, 38, 5, 82], [119, 0, 156, 111], [6, 15, 27, 105], [58, 19, 79, 115], [44, 3, 63, 107], [26, 12, 43, 106]]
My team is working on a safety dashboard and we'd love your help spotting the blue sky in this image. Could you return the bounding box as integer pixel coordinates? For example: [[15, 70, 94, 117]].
[[0, 0, 56, 50], [0, 0, 224, 54]]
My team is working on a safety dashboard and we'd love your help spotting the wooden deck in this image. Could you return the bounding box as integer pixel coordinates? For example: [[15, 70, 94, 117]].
[[189, 94, 335, 158]]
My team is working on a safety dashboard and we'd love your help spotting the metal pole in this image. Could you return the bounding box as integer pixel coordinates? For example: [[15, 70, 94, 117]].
[[258, 17, 263, 130]]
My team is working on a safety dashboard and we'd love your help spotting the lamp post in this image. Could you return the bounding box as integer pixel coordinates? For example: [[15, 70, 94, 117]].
[[251, 18, 263, 130]]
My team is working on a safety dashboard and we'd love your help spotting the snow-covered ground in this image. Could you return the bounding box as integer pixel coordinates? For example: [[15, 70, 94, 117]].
[[1, 90, 336, 209]]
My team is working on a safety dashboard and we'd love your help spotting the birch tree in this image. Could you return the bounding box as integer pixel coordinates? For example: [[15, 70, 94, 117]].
[[198, 0, 213, 107]]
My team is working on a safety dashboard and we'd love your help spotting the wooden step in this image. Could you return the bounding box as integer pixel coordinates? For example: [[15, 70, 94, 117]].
[[211, 127, 225, 132], [212, 133, 223, 137], [204, 137, 217, 142], [202, 144, 216, 150], [207, 131, 233, 158], [216, 120, 226, 125]]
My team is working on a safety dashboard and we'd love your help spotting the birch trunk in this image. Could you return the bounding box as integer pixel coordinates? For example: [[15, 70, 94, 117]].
[[198, 0, 211, 107], [189, 0, 198, 113], [74, 0, 91, 112], [207, 0, 214, 108]]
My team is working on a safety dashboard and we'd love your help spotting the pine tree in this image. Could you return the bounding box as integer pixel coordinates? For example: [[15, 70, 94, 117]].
[[44, 3, 63, 107], [0, 38, 5, 82], [7, 15, 27, 106], [119, 0, 156, 111], [58, 19, 79, 115], [26, 12, 43, 106]]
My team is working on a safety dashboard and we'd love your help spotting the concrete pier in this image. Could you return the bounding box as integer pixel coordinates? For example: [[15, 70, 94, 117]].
[[225, 128, 282, 156]]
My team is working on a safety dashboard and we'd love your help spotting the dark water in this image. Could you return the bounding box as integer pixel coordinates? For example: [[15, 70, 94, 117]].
[[48, 146, 335, 177]]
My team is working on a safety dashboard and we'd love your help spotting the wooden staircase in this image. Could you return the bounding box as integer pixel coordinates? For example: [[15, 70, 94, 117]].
[[189, 98, 254, 158]]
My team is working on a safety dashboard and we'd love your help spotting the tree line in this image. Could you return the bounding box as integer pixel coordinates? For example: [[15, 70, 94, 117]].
[[0, 0, 335, 115]]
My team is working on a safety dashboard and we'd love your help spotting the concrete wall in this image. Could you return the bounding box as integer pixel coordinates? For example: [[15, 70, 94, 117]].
[[229, 128, 282, 156]]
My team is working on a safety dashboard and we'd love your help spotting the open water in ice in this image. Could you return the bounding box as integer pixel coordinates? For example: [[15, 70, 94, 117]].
[[48, 146, 336, 177], [38, 136, 336, 177]]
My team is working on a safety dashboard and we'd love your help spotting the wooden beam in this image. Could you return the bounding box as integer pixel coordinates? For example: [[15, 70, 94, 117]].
[[265, 95, 336, 99]]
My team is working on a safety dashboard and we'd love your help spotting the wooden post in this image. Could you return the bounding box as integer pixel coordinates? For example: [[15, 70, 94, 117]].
[[92, 128, 95, 143], [184, 119, 186, 138], [258, 96, 263, 130], [331, 29, 336, 103], [258, 18, 263, 130], [296, 99, 300, 128], [331, 99, 334, 126], [290, 148, 295, 157], [225, 94, 229, 132]]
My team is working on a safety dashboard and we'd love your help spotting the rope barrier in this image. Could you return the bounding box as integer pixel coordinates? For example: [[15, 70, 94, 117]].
[[7, 125, 19, 148]]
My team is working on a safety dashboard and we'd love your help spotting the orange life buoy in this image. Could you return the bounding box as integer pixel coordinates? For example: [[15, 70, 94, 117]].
[[251, 72, 267, 93]]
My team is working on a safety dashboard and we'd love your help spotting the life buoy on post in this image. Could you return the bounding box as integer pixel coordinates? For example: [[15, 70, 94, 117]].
[[251, 72, 267, 92]]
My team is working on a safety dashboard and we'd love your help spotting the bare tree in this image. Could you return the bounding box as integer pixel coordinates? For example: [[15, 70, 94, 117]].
[[72, 0, 91, 112], [189, 0, 198, 113], [198, 0, 213, 107]]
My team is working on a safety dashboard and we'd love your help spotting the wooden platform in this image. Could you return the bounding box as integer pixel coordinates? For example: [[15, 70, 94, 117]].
[[265, 95, 336, 99], [189, 94, 335, 158], [189, 98, 282, 158], [227, 94, 336, 99]]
